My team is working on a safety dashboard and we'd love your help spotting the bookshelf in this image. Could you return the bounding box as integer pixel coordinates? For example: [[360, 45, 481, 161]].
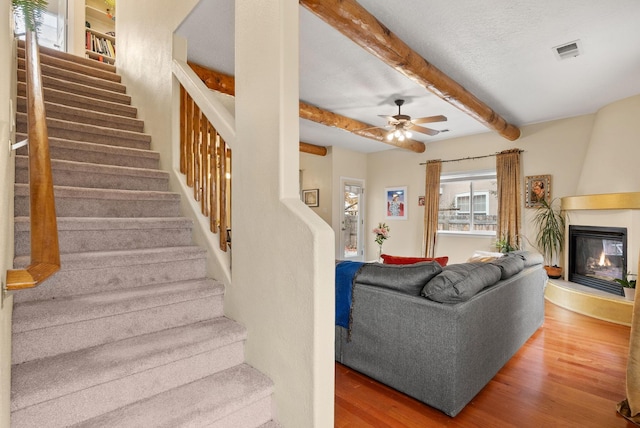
[[84, 0, 115, 64], [85, 28, 115, 64]]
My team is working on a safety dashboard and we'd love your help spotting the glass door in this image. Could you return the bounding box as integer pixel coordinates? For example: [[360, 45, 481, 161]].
[[340, 178, 364, 261]]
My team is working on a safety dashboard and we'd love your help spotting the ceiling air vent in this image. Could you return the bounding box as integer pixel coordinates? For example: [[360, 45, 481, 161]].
[[552, 40, 583, 60]]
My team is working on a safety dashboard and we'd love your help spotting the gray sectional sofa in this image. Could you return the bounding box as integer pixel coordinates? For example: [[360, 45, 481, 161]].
[[335, 252, 547, 417]]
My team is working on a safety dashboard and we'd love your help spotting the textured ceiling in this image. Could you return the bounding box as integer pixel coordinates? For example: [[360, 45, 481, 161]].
[[177, 0, 640, 153]]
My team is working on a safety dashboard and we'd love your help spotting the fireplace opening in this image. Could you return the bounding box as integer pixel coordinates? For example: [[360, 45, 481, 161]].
[[569, 225, 627, 295]]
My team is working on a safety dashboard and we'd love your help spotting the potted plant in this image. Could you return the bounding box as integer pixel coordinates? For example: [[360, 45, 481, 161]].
[[532, 198, 565, 279], [495, 234, 518, 254], [614, 272, 636, 301]]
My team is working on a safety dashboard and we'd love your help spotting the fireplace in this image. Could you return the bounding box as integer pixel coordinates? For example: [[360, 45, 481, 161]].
[[569, 225, 627, 295]]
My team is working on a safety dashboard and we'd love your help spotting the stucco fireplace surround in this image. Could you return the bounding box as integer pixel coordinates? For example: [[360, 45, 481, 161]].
[[544, 192, 640, 326]]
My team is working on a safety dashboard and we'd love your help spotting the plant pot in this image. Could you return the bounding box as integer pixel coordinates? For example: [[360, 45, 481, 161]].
[[624, 287, 636, 301], [544, 265, 563, 279]]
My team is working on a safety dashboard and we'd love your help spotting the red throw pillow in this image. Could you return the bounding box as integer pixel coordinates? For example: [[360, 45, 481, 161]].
[[381, 254, 449, 267]]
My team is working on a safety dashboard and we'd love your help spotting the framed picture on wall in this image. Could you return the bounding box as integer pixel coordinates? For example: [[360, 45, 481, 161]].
[[385, 186, 407, 220], [525, 175, 551, 208], [302, 189, 319, 207]]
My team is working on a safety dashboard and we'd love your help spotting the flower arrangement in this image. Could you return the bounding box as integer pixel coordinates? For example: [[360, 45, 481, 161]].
[[373, 222, 390, 246]]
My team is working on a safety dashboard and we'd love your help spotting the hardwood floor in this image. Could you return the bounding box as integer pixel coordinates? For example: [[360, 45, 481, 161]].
[[335, 300, 635, 427]]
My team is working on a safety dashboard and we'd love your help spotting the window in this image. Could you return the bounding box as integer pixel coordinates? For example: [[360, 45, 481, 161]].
[[438, 170, 497, 234]]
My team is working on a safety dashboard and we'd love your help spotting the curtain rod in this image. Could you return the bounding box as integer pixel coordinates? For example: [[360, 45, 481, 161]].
[[419, 149, 524, 165]]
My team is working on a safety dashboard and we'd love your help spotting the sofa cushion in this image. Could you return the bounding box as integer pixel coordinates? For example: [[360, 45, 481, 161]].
[[510, 250, 545, 267], [355, 261, 443, 295], [467, 250, 504, 263], [421, 262, 502, 303], [489, 255, 525, 279], [381, 254, 449, 267]]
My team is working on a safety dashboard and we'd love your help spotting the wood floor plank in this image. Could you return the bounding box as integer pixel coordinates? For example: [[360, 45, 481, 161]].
[[335, 300, 635, 427]]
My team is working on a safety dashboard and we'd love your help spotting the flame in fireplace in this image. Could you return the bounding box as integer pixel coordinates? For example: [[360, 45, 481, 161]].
[[598, 251, 611, 267]]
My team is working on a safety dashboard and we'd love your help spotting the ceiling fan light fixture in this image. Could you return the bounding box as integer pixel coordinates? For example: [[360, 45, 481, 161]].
[[405, 130, 412, 139], [386, 132, 393, 141]]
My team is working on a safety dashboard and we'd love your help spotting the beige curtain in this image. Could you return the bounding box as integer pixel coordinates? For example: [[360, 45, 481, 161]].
[[422, 160, 442, 257], [496, 149, 521, 250], [617, 254, 640, 424]]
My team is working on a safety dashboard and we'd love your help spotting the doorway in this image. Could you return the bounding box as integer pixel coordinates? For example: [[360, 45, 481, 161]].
[[340, 178, 365, 261]]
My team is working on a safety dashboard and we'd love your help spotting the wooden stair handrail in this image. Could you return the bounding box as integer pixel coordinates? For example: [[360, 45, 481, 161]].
[[6, 30, 60, 291]]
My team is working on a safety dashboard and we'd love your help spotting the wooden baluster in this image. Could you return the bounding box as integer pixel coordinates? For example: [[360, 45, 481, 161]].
[[200, 116, 209, 213], [185, 94, 194, 187], [202, 122, 213, 218], [192, 104, 201, 200], [226, 148, 232, 248], [219, 140, 228, 251], [210, 134, 220, 234], [179, 85, 187, 174]]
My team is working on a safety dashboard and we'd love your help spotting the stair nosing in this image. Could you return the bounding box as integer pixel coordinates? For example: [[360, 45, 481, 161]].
[[12, 279, 224, 333], [17, 96, 144, 132], [19, 82, 139, 118], [15, 134, 159, 161], [16, 156, 167, 180], [11, 317, 247, 412], [73, 364, 274, 428], [18, 59, 126, 94], [14, 216, 194, 231]]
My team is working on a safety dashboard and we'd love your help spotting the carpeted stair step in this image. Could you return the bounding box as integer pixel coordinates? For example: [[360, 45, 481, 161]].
[[17, 69, 131, 105], [259, 421, 282, 428], [15, 134, 159, 169], [15, 156, 168, 191], [17, 47, 120, 82], [74, 364, 274, 428], [12, 246, 208, 303], [10, 318, 247, 428], [17, 40, 117, 75], [16, 113, 151, 150], [18, 82, 138, 118], [14, 184, 181, 218], [18, 58, 126, 94], [16, 97, 144, 133], [14, 217, 194, 256], [12, 279, 224, 364]]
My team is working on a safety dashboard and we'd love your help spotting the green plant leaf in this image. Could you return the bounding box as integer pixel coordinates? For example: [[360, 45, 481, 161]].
[[533, 198, 565, 265], [12, 0, 49, 32]]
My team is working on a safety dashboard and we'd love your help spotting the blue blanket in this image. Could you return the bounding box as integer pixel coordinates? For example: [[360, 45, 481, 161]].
[[335, 261, 365, 328]]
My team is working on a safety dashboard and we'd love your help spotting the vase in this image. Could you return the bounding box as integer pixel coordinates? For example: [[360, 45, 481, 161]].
[[624, 288, 636, 301], [378, 244, 383, 262]]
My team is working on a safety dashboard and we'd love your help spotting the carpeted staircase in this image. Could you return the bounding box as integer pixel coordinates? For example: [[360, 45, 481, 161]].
[[11, 43, 277, 428]]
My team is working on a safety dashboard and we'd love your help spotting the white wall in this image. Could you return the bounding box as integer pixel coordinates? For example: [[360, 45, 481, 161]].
[[300, 151, 332, 226], [232, 2, 334, 426], [117, 1, 335, 426], [577, 94, 640, 195], [0, 0, 15, 426], [365, 115, 595, 263]]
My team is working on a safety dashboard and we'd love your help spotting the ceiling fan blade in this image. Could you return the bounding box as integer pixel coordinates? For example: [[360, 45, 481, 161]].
[[379, 114, 399, 124], [410, 124, 440, 136], [411, 115, 447, 125]]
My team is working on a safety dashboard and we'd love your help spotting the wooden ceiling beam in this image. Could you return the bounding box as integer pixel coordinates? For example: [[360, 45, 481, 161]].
[[300, 141, 328, 156], [187, 61, 426, 153], [299, 0, 521, 141]]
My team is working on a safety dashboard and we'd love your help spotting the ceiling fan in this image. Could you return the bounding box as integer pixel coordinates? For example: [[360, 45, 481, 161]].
[[377, 99, 447, 141]]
